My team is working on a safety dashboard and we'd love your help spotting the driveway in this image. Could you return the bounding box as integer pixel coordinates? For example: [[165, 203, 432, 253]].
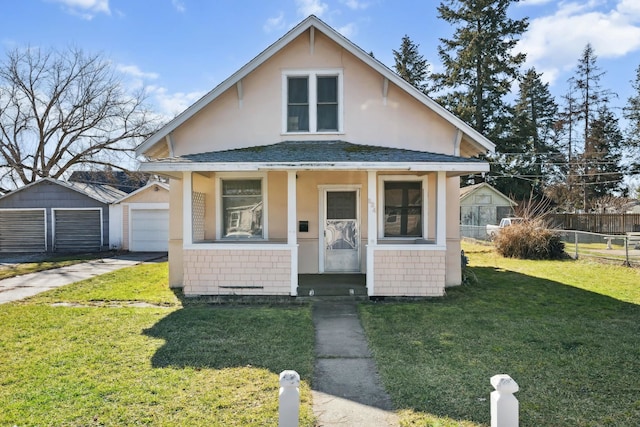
[[0, 252, 167, 304]]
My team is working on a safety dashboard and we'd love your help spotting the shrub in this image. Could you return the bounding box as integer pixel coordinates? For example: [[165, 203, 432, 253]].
[[494, 219, 565, 260]]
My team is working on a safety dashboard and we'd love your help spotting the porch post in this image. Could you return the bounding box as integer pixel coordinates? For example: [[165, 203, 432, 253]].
[[366, 170, 377, 296], [288, 170, 298, 296], [436, 171, 446, 247], [183, 171, 193, 246]]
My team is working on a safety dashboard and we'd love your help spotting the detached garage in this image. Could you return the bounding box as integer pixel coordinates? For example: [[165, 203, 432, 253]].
[[109, 181, 169, 252], [0, 178, 125, 254]]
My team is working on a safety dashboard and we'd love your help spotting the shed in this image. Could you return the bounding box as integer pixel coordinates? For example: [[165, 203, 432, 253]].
[[0, 178, 125, 253], [460, 183, 516, 237]]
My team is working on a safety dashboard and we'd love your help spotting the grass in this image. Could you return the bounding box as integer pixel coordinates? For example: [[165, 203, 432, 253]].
[[360, 242, 640, 427], [0, 262, 316, 426], [0, 251, 119, 280]]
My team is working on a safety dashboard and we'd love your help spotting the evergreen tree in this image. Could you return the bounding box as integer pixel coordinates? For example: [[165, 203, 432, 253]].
[[393, 35, 430, 94], [432, 0, 528, 139], [574, 44, 611, 156], [583, 105, 626, 202], [493, 68, 561, 199], [573, 44, 617, 208], [623, 64, 640, 174]]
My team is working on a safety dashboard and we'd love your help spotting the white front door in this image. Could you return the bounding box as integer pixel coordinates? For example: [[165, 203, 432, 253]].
[[321, 189, 360, 272]]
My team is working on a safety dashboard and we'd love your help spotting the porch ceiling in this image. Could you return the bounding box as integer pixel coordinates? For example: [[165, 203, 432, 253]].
[[138, 140, 490, 176]]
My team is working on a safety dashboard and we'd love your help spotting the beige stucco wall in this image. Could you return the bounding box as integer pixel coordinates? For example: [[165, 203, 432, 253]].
[[169, 29, 458, 157], [446, 176, 462, 287], [122, 184, 169, 203], [168, 178, 184, 287]]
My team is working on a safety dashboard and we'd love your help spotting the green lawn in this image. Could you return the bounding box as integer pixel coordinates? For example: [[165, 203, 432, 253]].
[[0, 263, 316, 426], [4, 247, 640, 426], [360, 242, 640, 427]]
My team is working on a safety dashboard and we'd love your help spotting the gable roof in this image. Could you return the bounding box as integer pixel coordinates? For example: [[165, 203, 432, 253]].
[[135, 15, 495, 158], [0, 177, 127, 204], [460, 182, 517, 206], [116, 180, 170, 203]]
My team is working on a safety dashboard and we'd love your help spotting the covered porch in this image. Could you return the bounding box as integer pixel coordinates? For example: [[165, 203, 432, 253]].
[[176, 168, 452, 298]]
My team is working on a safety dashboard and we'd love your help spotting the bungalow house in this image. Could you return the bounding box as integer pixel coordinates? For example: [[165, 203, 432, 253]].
[[135, 15, 495, 297]]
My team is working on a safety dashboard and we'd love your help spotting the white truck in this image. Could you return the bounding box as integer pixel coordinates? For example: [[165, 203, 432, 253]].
[[486, 217, 523, 239]]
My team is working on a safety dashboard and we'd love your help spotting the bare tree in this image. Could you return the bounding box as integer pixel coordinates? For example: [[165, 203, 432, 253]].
[[0, 46, 160, 188]]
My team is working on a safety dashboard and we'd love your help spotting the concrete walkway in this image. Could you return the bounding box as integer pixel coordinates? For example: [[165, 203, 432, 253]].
[[312, 300, 399, 426], [0, 252, 166, 304]]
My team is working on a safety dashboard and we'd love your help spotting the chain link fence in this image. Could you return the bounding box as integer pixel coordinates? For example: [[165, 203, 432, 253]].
[[461, 225, 640, 267]]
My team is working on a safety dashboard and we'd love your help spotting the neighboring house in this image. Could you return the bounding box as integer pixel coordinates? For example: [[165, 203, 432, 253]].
[[135, 15, 495, 297], [460, 183, 517, 226], [0, 178, 125, 253], [109, 181, 170, 252], [68, 170, 152, 194]]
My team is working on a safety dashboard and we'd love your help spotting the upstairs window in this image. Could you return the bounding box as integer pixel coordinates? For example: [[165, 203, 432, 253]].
[[283, 70, 342, 133], [316, 76, 338, 131], [287, 77, 309, 131]]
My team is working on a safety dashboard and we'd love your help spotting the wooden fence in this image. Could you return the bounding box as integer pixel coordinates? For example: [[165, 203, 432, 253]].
[[547, 213, 640, 234]]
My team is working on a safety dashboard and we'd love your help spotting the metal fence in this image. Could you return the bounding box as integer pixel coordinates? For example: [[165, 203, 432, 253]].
[[460, 225, 640, 267]]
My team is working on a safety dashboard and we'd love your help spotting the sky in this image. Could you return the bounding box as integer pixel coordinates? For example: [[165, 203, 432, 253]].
[[1, 0, 640, 123]]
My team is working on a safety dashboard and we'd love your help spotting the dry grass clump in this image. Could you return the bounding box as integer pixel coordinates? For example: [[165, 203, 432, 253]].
[[494, 219, 565, 260]]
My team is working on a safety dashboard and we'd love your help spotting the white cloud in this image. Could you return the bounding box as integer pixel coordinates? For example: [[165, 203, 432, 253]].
[[172, 0, 185, 13], [296, 0, 328, 18], [117, 64, 159, 80], [264, 12, 286, 33], [518, 0, 555, 5], [337, 22, 358, 38], [517, 0, 640, 84], [341, 0, 369, 10], [47, 0, 110, 19], [148, 85, 205, 119]]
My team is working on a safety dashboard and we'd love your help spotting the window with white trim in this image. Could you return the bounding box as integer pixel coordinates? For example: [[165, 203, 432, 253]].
[[379, 176, 428, 239], [283, 70, 342, 133], [221, 179, 264, 239]]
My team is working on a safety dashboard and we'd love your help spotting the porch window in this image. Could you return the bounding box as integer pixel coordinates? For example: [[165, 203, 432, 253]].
[[383, 181, 422, 237], [221, 179, 263, 239], [283, 70, 342, 133]]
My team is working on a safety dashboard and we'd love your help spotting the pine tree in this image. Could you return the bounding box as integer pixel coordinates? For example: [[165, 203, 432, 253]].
[[432, 0, 528, 139], [583, 105, 626, 202], [494, 68, 561, 199], [393, 35, 430, 94], [623, 64, 640, 175], [573, 44, 617, 208]]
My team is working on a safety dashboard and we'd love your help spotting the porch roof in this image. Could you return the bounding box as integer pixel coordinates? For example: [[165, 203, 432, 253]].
[[139, 141, 490, 175]]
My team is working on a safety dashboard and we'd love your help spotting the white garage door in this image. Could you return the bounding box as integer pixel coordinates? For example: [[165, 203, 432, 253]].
[[130, 209, 169, 252]]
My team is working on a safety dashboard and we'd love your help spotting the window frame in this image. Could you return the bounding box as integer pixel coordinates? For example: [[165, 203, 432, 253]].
[[282, 69, 343, 134], [377, 175, 429, 240], [216, 172, 268, 240]]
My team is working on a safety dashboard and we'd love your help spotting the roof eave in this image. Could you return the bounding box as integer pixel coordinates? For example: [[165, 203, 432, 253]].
[[138, 160, 489, 174]]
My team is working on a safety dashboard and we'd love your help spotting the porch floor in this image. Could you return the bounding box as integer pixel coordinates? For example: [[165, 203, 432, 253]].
[[297, 274, 367, 297]]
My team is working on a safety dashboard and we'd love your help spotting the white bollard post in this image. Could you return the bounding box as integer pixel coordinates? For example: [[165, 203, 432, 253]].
[[279, 370, 300, 427], [490, 374, 519, 427]]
